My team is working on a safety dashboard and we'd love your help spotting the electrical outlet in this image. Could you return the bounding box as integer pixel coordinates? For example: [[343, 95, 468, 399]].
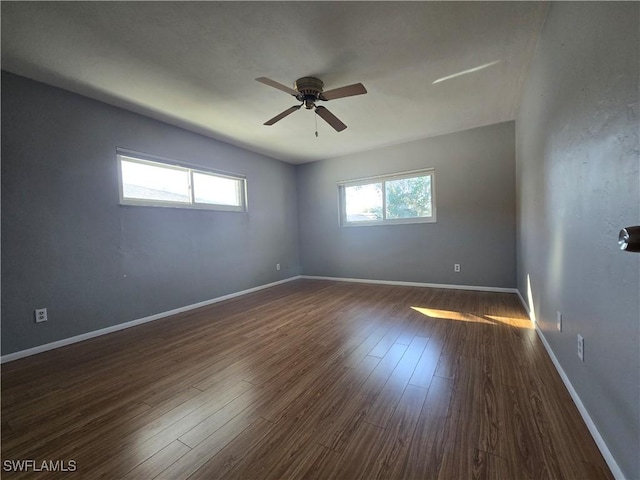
[[557, 311, 562, 332], [577, 334, 584, 361], [454, 264, 461, 273], [276, 263, 281, 271], [35, 308, 48, 323]]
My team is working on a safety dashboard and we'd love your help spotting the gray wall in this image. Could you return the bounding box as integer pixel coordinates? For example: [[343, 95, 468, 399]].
[[1, 72, 300, 355], [516, 3, 639, 478], [297, 122, 516, 288]]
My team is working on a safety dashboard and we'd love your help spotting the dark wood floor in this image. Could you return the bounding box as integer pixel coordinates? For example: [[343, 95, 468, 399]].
[[1, 279, 612, 479]]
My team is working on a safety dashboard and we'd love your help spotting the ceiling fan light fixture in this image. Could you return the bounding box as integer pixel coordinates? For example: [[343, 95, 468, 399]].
[[257, 76, 367, 132]]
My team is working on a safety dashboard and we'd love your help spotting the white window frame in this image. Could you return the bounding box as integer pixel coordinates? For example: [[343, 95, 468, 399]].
[[117, 149, 247, 212], [338, 168, 436, 226]]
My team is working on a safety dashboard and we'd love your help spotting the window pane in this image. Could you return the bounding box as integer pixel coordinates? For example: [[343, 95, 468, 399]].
[[121, 159, 190, 202], [385, 175, 432, 219], [345, 183, 383, 222], [192, 172, 242, 206]]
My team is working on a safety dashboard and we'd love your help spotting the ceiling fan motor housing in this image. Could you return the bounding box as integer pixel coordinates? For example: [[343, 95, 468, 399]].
[[295, 77, 324, 109]]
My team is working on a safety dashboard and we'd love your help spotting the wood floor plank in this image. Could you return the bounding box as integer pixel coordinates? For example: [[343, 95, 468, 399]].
[[364, 384, 429, 479], [251, 337, 377, 424], [0, 279, 614, 480], [121, 439, 191, 480], [368, 326, 403, 357], [221, 356, 382, 480], [36, 381, 253, 478], [365, 336, 428, 428], [316, 344, 407, 452], [187, 417, 276, 480], [500, 382, 555, 479], [324, 421, 387, 480], [178, 384, 259, 448], [434, 321, 466, 379], [466, 448, 511, 480], [439, 355, 503, 475], [267, 442, 336, 480], [82, 387, 209, 478], [408, 333, 444, 389], [388, 375, 454, 479], [154, 409, 259, 480]]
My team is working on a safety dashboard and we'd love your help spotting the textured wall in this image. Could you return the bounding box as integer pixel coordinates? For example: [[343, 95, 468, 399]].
[[297, 122, 517, 288], [516, 3, 639, 477], [1, 72, 300, 355]]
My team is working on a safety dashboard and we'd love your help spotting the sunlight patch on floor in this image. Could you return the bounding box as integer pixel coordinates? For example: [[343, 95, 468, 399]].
[[485, 315, 534, 329], [411, 307, 533, 329], [410, 307, 496, 325]]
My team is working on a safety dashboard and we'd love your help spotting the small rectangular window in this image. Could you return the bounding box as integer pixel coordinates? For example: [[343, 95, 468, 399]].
[[117, 151, 246, 212], [192, 171, 242, 206], [344, 182, 383, 222], [339, 169, 435, 226]]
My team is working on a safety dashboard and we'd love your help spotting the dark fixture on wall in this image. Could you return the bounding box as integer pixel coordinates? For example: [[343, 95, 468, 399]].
[[619, 226, 640, 252]]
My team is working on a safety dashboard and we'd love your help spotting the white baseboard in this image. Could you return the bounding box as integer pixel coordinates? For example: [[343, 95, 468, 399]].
[[515, 288, 625, 479], [0, 276, 301, 364], [300, 275, 518, 293]]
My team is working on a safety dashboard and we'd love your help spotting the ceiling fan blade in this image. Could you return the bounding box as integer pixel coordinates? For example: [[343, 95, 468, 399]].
[[264, 105, 302, 125], [315, 106, 347, 132], [256, 77, 299, 96], [320, 83, 367, 101]]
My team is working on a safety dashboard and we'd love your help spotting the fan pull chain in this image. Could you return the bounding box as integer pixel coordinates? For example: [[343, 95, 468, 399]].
[[315, 110, 318, 137]]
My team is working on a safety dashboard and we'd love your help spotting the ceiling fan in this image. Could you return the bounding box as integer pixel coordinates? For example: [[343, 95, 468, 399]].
[[256, 76, 367, 132]]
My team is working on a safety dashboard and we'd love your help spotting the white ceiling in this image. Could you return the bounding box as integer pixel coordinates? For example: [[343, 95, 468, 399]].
[[1, 1, 548, 164]]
